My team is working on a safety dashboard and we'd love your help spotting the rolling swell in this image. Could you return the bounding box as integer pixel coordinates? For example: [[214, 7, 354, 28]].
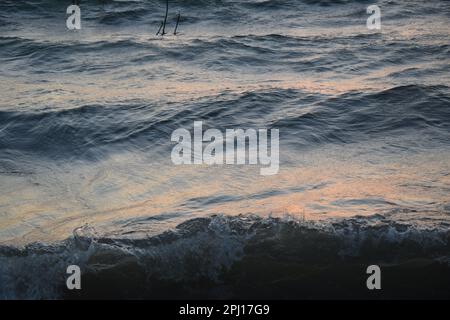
[[0, 213, 449, 299], [3, 30, 448, 76], [1, 84, 448, 159]]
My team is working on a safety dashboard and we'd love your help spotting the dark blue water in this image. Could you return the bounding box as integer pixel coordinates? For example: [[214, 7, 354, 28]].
[[0, 0, 449, 299]]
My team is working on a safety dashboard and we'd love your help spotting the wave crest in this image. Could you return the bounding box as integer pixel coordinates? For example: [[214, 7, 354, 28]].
[[1, 213, 449, 299]]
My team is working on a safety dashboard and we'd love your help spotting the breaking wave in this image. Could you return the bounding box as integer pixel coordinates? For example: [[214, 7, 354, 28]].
[[1, 213, 449, 299]]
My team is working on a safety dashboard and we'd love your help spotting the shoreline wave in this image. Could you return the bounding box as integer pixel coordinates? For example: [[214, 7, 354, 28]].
[[1, 213, 449, 299]]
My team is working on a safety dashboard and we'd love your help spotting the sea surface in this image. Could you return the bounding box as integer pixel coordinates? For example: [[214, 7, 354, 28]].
[[0, 0, 449, 299]]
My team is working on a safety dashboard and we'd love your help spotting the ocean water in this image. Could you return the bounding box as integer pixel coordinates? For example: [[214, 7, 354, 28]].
[[0, 0, 449, 299]]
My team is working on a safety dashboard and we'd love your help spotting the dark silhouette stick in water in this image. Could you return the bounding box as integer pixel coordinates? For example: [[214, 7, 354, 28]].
[[174, 12, 180, 35], [161, 0, 169, 35], [156, 21, 163, 35]]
